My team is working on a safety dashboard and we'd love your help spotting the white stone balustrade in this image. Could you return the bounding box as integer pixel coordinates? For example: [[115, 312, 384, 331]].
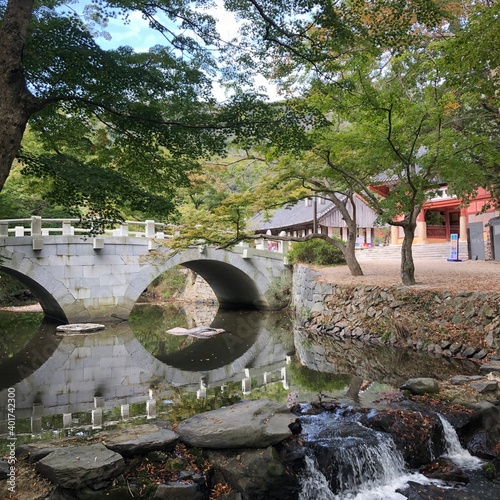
[[0, 216, 173, 240]]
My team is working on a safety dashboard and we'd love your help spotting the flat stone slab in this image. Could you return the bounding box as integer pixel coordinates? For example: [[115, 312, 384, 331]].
[[470, 380, 498, 393], [166, 326, 225, 338], [56, 323, 105, 335], [449, 375, 483, 385], [176, 399, 295, 449], [35, 443, 125, 489], [154, 483, 204, 499], [479, 362, 500, 374], [99, 424, 179, 457]]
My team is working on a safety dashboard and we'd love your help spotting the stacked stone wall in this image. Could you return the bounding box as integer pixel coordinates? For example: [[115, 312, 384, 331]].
[[293, 264, 500, 358]]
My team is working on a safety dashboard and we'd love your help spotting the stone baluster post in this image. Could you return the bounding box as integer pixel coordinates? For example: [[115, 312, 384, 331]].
[[278, 231, 288, 254], [31, 216, 42, 236], [145, 220, 155, 238], [31, 216, 44, 250], [62, 220, 72, 235]]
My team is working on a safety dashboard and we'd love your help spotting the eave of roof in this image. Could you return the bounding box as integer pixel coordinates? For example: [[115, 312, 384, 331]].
[[249, 198, 337, 231]]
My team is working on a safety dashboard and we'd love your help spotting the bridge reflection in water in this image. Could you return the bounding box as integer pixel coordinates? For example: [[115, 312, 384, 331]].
[[0, 307, 294, 434], [0, 304, 481, 437]]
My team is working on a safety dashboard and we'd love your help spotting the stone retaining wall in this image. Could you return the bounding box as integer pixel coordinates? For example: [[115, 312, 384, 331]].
[[179, 270, 218, 304], [293, 264, 500, 358]]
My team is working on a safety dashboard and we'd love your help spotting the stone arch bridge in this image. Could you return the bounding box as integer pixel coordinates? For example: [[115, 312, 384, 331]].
[[0, 217, 291, 323]]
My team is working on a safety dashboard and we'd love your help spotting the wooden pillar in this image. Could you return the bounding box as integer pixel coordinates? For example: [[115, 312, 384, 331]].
[[416, 209, 427, 244], [460, 208, 468, 242], [390, 225, 399, 245]]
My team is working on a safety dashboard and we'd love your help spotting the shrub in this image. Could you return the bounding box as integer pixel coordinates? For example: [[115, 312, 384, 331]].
[[286, 238, 346, 266]]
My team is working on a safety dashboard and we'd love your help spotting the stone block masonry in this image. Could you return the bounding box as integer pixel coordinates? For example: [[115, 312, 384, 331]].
[[293, 264, 500, 358]]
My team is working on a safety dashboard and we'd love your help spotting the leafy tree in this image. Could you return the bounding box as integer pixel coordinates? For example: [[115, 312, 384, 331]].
[[286, 239, 346, 266], [168, 2, 445, 283], [215, 0, 495, 285], [0, 0, 311, 229], [437, 0, 500, 205]]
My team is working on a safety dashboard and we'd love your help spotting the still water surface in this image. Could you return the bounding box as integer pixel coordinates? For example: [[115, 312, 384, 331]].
[[0, 302, 480, 446]]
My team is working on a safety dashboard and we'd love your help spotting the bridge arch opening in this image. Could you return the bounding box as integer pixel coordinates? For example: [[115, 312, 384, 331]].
[[0, 268, 66, 322], [178, 259, 264, 310]]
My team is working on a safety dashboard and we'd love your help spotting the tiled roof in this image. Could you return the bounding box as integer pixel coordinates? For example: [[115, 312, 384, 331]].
[[249, 198, 337, 231]]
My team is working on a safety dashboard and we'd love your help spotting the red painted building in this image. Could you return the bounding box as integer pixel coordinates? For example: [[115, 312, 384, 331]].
[[370, 183, 498, 246]]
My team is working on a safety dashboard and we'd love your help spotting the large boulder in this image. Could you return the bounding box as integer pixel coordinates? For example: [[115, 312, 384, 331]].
[[99, 424, 179, 457], [459, 403, 500, 460], [359, 409, 445, 467], [35, 443, 125, 490], [176, 399, 295, 449], [400, 378, 439, 395]]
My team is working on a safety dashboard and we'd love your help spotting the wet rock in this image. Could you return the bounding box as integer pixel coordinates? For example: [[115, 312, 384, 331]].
[[470, 380, 498, 393], [35, 443, 125, 490], [400, 378, 439, 395], [176, 399, 295, 449], [207, 446, 285, 500], [400, 481, 476, 499], [420, 457, 470, 483], [288, 419, 302, 435], [360, 409, 445, 467], [99, 424, 178, 457], [460, 403, 500, 460]]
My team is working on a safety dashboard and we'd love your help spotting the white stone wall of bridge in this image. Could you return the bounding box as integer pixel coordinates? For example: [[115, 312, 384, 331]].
[[0, 233, 291, 322]]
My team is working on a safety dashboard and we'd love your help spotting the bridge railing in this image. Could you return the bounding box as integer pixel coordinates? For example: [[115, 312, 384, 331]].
[[0, 216, 175, 239], [0, 217, 288, 258]]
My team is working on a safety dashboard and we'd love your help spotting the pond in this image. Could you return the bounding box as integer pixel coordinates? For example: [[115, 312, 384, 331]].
[[2, 301, 498, 498], [0, 301, 480, 450]]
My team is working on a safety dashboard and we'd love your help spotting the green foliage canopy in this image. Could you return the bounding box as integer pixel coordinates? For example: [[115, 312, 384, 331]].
[[0, 0, 317, 228]]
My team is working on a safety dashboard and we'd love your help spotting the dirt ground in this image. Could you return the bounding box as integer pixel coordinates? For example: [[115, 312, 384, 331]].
[[317, 258, 500, 293]]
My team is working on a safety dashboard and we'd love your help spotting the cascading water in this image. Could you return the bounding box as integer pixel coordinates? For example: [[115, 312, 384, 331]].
[[298, 411, 423, 499], [298, 409, 486, 499], [438, 414, 483, 469]]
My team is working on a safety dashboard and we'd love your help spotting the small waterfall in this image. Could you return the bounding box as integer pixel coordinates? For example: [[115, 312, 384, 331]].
[[299, 413, 415, 499], [438, 415, 483, 469], [299, 445, 420, 500], [328, 434, 406, 494], [299, 456, 336, 500], [299, 411, 486, 499]]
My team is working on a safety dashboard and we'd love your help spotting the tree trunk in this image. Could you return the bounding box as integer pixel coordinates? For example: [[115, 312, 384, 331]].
[[0, 94, 32, 191], [344, 226, 363, 276], [0, 0, 37, 192], [400, 223, 416, 285]]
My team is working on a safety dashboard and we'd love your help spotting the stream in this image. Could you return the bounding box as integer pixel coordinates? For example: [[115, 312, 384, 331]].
[[0, 302, 498, 498]]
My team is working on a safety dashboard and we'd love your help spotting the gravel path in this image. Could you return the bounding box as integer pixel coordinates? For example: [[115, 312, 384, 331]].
[[317, 259, 500, 293]]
